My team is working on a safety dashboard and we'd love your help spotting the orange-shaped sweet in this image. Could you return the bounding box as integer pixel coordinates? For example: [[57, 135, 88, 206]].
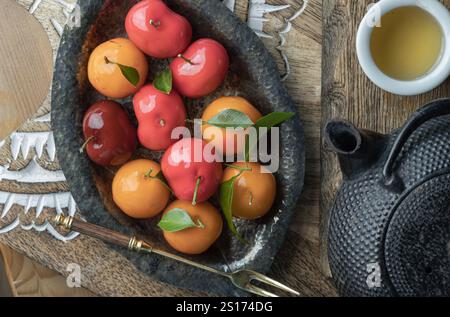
[[222, 162, 276, 220], [161, 200, 223, 254], [88, 38, 148, 99], [201, 96, 262, 156], [112, 159, 169, 219]]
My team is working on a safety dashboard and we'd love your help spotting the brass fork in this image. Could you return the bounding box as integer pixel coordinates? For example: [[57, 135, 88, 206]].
[[53, 215, 300, 297]]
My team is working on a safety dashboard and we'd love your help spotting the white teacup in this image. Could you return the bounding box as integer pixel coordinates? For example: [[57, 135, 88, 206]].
[[356, 0, 450, 96]]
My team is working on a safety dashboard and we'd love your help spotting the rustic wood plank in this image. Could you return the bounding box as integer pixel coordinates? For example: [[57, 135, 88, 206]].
[[263, 0, 323, 245], [320, 0, 450, 276]]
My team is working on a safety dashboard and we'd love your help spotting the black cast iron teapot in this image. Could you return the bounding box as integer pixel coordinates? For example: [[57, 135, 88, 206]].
[[325, 98, 450, 297]]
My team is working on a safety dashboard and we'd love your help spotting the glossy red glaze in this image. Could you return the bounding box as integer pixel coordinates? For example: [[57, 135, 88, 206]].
[[82, 101, 137, 166], [170, 38, 229, 99], [161, 138, 223, 203], [133, 84, 186, 151], [125, 0, 192, 59]]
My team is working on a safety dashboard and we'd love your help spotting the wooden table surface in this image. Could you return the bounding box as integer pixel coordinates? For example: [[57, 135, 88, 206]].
[[0, 0, 336, 297], [1, 0, 448, 297]]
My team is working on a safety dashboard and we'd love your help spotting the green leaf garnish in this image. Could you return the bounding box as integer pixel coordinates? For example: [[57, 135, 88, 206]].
[[153, 68, 172, 94], [116, 64, 140, 87], [104, 57, 140, 87], [207, 109, 254, 128], [158, 208, 204, 232], [219, 173, 246, 242], [254, 112, 295, 129], [224, 164, 252, 172], [206, 110, 294, 131]]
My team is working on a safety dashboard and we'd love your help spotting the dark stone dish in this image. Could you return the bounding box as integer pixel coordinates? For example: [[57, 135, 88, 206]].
[[51, 0, 305, 296]]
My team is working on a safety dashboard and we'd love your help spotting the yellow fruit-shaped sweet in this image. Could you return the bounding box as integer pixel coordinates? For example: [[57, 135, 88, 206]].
[[112, 159, 169, 219], [162, 200, 223, 254], [222, 162, 276, 220], [88, 38, 148, 99]]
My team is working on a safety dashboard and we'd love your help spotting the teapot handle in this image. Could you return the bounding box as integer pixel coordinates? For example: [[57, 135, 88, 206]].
[[382, 98, 450, 192]]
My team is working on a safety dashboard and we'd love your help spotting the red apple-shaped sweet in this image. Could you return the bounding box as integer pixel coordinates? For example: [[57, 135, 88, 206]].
[[125, 0, 192, 59], [161, 138, 223, 204], [170, 38, 229, 99], [133, 84, 186, 151], [82, 101, 137, 166]]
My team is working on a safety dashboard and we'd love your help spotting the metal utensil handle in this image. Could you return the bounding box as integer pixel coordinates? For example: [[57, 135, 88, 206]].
[[54, 215, 133, 249], [53, 215, 228, 277], [383, 98, 450, 182]]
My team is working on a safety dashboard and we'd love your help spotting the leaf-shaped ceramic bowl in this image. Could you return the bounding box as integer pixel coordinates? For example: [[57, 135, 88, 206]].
[[51, 0, 305, 296]]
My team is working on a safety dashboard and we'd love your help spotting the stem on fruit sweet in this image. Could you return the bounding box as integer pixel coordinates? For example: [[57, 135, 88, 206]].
[[196, 219, 205, 229], [192, 177, 202, 206], [79, 136, 95, 154], [177, 54, 194, 65], [160, 119, 166, 127], [144, 168, 154, 178], [248, 191, 253, 206], [104, 57, 122, 67], [149, 19, 160, 28]]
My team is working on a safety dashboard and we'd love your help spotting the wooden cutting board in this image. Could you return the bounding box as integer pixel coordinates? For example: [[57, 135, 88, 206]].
[[320, 0, 450, 275], [0, 0, 53, 141]]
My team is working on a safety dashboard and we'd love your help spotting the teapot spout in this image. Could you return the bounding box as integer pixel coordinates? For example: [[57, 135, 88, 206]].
[[324, 120, 386, 179]]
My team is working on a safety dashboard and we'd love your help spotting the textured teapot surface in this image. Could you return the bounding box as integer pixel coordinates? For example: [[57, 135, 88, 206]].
[[326, 99, 450, 297]]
